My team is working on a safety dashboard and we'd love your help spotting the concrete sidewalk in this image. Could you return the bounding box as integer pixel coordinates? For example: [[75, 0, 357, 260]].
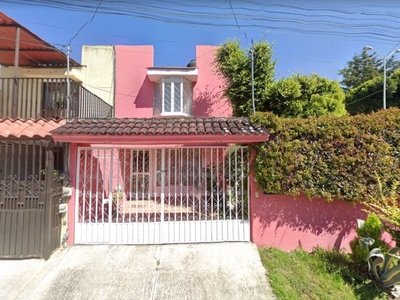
[[0, 243, 276, 300]]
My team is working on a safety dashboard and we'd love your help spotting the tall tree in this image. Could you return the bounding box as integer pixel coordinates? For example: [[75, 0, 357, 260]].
[[339, 49, 400, 91], [214, 39, 275, 117], [339, 49, 381, 91], [345, 70, 400, 114], [267, 74, 347, 118], [215, 39, 346, 118]]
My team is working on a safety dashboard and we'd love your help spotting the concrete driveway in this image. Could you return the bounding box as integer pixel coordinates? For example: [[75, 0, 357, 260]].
[[0, 242, 276, 300]]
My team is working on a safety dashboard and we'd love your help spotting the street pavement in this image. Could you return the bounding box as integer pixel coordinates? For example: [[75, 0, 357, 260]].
[[0, 242, 276, 300]]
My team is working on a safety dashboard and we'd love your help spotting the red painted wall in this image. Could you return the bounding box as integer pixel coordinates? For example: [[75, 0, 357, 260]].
[[114, 45, 154, 118]]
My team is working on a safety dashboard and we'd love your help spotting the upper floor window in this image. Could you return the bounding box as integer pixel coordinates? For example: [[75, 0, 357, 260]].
[[154, 77, 193, 117], [147, 67, 198, 117]]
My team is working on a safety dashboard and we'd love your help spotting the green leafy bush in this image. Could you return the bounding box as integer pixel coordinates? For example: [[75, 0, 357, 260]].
[[362, 175, 400, 245], [350, 214, 388, 268], [252, 108, 400, 202]]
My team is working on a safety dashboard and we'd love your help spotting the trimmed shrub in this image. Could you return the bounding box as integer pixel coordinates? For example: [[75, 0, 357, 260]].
[[252, 108, 400, 202]]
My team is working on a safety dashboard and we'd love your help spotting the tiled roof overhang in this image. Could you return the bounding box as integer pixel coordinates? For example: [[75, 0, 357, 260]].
[[0, 12, 80, 68], [51, 117, 269, 144], [0, 118, 66, 139]]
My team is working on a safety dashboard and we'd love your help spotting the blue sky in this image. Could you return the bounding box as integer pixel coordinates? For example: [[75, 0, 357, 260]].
[[2, 0, 400, 81]]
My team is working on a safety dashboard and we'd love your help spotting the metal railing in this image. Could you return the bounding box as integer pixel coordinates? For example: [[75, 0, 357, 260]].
[[0, 77, 113, 119]]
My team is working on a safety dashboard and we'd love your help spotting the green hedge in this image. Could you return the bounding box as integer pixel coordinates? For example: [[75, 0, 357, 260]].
[[251, 108, 400, 202]]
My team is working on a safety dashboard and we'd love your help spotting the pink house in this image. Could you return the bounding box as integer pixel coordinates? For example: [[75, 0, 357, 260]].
[[52, 45, 269, 245], [51, 45, 370, 252]]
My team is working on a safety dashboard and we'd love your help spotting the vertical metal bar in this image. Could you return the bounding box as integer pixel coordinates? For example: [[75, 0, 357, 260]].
[[66, 45, 71, 121], [74, 146, 80, 227], [222, 148, 226, 222], [11, 27, 20, 119], [100, 149, 105, 223], [95, 149, 100, 224], [161, 148, 165, 242], [88, 149, 94, 224], [197, 148, 201, 220], [16, 141, 21, 197], [121, 149, 126, 224], [28, 79, 36, 117], [204, 148, 208, 223], [43, 140, 54, 259], [82, 149, 88, 226], [108, 149, 113, 225]]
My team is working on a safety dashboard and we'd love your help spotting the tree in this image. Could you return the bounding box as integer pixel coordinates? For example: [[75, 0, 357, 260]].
[[345, 70, 400, 114], [214, 39, 275, 117], [339, 49, 381, 91], [266, 74, 347, 118], [339, 49, 400, 91], [215, 39, 346, 118]]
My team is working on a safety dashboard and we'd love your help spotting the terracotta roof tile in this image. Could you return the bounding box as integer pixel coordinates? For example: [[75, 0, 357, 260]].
[[51, 117, 268, 138], [0, 118, 66, 139]]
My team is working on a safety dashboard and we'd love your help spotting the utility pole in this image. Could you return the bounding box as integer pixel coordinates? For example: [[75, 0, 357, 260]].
[[66, 44, 71, 121], [364, 46, 400, 110], [251, 48, 255, 113]]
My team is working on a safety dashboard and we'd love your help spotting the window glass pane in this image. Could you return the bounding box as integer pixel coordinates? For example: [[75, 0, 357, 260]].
[[154, 82, 162, 115], [164, 81, 171, 112], [182, 81, 193, 115], [173, 78, 181, 112]]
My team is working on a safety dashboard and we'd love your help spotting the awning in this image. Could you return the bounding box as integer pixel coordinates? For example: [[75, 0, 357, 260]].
[[0, 11, 80, 68]]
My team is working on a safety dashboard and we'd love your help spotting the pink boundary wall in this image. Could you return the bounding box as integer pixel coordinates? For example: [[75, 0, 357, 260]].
[[249, 186, 394, 252], [250, 193, 365, 252]]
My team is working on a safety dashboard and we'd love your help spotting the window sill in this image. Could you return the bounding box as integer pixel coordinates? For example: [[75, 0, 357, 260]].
[[158, 112, 192, 118]]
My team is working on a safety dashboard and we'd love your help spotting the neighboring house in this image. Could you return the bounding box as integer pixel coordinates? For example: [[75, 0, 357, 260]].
[[51, 45, 269, 245], [0, 12, 112, 259]]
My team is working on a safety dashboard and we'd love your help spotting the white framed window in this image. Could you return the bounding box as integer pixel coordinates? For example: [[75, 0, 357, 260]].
[[154, 76, 193, 117]]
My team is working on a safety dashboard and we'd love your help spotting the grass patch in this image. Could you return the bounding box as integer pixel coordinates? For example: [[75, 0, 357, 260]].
[[259, 247, 389, 300]]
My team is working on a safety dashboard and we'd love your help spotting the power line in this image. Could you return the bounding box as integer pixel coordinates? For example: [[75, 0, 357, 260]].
[[5, 0, 400, 44], [228, 0, 248, 41], [68, 0, 103, 45]]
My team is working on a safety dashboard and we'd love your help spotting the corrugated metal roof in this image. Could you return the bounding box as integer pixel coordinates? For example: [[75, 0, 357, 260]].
[[0, 12, 80, 68], [0, 118, 66, 139]]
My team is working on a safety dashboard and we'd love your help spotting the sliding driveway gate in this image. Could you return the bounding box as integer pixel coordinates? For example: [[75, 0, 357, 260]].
[[76, 146, 249, 244]]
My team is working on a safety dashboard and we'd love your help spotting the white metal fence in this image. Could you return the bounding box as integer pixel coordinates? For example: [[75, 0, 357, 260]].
[[75, 146, 249, 244]]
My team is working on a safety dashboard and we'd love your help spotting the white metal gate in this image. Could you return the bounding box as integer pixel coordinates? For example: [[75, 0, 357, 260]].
[[75, 146, 249, 244]]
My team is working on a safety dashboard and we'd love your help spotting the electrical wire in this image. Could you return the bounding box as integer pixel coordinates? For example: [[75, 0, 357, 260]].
[[68, 0, 103, 44], [228, 0, 248, 41]]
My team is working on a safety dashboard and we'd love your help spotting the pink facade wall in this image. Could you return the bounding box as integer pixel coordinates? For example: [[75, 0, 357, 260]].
[[193, 45, 232, 117], [114, 45, 231, 118], [114, 45, 154, 118]]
